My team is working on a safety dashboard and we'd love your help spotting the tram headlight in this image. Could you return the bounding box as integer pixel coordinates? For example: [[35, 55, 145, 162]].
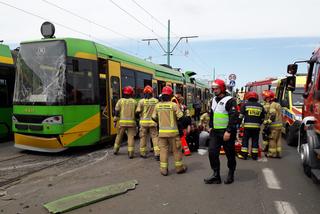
[[12, 115, 17, 123], [42, 116, 63, 124]]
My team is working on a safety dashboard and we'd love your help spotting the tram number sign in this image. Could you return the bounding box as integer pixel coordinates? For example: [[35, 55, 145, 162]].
[[229, 74, 237, 81]]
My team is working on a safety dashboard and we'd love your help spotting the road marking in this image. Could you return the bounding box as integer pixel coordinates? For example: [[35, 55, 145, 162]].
[[274, 201, 298, 214], [262, 168, 281, 189]]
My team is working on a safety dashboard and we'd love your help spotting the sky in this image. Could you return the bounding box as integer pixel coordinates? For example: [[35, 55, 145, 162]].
[[1, 0, 320, 88]]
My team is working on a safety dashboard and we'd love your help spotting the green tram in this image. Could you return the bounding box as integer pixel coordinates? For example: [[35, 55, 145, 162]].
[[0, 43, 15, 141], [13, 36, 211, 152]]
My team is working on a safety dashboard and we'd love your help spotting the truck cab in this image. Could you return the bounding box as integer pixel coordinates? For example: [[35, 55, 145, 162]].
[[287, 47, 320, 183], [275, 75, 306, 146]]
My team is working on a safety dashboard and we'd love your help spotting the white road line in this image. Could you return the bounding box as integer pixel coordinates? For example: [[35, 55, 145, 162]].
[[262, 168, 281, 190], [274, 201, 298, 214]]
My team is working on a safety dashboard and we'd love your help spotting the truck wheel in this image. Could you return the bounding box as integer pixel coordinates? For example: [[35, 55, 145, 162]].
[[303, 163, 312, 177], [286, 125, 298, 146]]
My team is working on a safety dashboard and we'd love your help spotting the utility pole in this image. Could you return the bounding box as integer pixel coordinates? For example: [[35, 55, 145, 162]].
[[213, 67, 215, 80], [142, 19, 198, 66]]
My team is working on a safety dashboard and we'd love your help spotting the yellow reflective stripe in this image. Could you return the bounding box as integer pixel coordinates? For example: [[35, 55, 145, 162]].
[[154, 146, 160, 151], [140, 120, 155, 124], [271, 122, 282, 127], [241, 148, 248, 152], [244, 123, 260, 128], [252, 148, 259, 153], [175, 161, 183, 167], [128, 146, 134, 152], [160, 162, 168, 168], [119, 120, 135, 123], [140, 147, 147, 152], [276, 147, 282, 152], [263, 141, 269, 145], [269, 148, 276, 152], [159, 130, 178, 133], [114, 144, 120, 149], [170, 110, 174, 127]]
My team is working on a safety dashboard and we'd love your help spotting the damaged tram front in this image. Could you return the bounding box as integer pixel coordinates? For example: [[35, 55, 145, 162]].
[[13, 40, 99, 152]]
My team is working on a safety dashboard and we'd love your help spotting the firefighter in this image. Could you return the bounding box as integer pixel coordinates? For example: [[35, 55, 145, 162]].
[[198, 111, 210, 148], [152, 86, 187, 176], [204, 79, 239, 185], [262, 90, 272, 153], [263, 90, 282, 158], [113, 86, 137, 159], [238, 91, 265, 160], [136, 85, 160, 160], [178, 96, 192, 156]]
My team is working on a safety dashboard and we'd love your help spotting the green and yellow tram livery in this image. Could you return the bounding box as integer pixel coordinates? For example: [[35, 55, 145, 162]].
[[0, 43, 15, 141]]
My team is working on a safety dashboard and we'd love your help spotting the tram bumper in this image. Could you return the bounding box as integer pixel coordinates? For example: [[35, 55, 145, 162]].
[[14, 133, 66, 152]]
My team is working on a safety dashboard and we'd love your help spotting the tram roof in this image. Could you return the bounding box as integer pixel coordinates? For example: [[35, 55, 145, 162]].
[[0, 43, 14, 65]]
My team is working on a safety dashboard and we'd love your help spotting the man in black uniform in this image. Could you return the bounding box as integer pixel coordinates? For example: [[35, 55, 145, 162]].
[[239, 91, 265, 160], [204, 79, 239, 185]]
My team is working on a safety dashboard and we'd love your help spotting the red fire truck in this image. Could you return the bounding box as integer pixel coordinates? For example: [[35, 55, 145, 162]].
[[287, 47, 320, 183], [245, 78, 277, 102]]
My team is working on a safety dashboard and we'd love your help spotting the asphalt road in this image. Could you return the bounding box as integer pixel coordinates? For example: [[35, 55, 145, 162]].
[[0, 139, 319, 214]]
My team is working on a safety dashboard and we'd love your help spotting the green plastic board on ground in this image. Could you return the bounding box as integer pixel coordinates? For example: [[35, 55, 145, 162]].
[[43, 180, 138, 213]]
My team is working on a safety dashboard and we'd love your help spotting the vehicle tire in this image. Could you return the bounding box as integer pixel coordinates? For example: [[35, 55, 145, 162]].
[[286, 123, 300, 146], [303, 163, 312, 177]]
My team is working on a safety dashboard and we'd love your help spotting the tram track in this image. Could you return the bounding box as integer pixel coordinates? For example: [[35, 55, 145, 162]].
[[0, 145, 110, 188], [0, 154, 27, 163], [0, 156, 76, 188]]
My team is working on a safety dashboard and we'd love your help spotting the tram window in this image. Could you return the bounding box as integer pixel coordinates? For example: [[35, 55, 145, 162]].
[[136, 71, 152, 98], [111, 76, 120, 116], [152, 82, 158, 98], [121, 68, 135, 91], [66, 58, 98, 105], [0, 78, 8, 106]]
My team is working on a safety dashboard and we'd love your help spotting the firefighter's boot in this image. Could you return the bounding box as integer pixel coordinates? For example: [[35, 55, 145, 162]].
[[128, 151, 134, 159], [204, 170, 221, 184], [160, 168, 168, 176], [176, 165, 188, 174], [224, 170, 235, 184], [251, 153, 258, 160]]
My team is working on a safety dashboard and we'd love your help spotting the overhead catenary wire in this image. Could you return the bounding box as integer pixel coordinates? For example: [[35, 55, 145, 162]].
[[127, 0, 212, 73], [108, 0, 163, 39], [41, 0, 138, 42], [0, 0, 141, 56]]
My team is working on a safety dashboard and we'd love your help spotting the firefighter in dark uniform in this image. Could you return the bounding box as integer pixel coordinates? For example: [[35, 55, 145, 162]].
[[204, 79, 239, 184], [113, 86, 137, 159], [136, 85, 160, 159], [152, 86, 187, 176], [238, 91, 265, 160]]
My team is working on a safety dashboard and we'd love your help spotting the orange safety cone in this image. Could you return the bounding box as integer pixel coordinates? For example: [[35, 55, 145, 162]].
[[181, 130, 191, 156]]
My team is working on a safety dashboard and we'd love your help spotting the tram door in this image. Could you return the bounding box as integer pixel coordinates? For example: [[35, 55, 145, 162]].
[[108, 60, 121, 136], [98, 59, 110, 138]]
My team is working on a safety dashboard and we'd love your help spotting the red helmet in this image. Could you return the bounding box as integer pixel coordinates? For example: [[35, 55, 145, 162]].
[[262, 90, 275, 100], [143, 85, 153, 94], [162, 86, 173, 95], [211, 79, 226, 92], [123, 86, 134, 95], [246, 91, 259, 100]]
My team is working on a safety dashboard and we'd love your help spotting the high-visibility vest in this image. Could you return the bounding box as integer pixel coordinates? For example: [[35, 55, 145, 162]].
[[154, 102, 183, 137], [139, 98, 158, 127], [211, 96, 232, 129], [116, 98, 137, 127]]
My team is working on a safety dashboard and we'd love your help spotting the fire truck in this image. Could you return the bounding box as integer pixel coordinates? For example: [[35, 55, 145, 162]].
[[245, 78, 277, 102], [287, 47, 320, 183]]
